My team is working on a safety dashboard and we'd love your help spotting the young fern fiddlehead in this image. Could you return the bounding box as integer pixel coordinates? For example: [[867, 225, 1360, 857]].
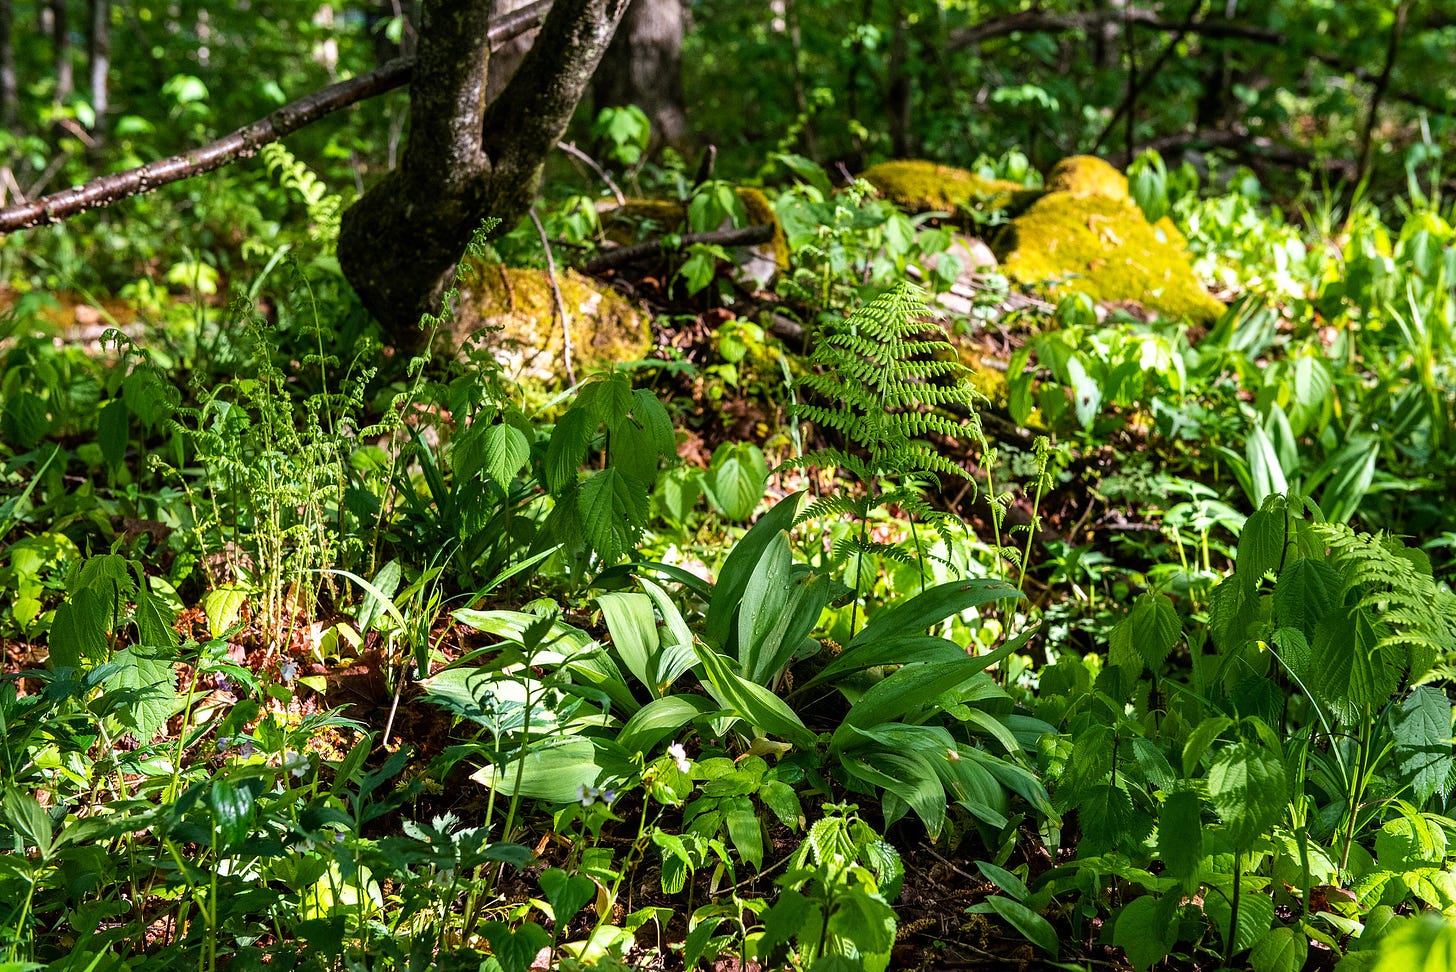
[[786, 280, 985, 632]]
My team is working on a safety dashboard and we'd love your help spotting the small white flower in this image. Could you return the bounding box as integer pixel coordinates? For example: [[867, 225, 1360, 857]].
[[946, 749, 961, 762], [283, 751, 311, 779], [576, 785, 601, 807], [667, 742, 691, 774]]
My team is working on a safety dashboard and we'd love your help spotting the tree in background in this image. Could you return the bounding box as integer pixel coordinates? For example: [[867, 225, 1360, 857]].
[[592, 0, 688, 153]]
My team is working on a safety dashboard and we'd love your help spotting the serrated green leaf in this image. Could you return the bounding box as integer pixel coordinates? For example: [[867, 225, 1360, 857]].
[[1273, 556, 1342, 640], [1183, 715, 1234, 776], [1238, 504, 1288, 591], [1208, 742, 1286, 848], [577, 467, 648, 564], [1391, 686, 1454, 805], [1157, 788, 1204, 887], [103, 646, 179, 742], [544, 407, 592, 493], [482, 423, 530, 488], [209, 778, 253, 851]]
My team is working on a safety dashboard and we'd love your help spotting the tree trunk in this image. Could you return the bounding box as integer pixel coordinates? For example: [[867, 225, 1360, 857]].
[[592, 0, 687, 152], [0, 0, 15, 127], [87, 0, 108, 143], [484, 0, 544, 105], [337, 0, 630, 343], [51, 0, 72, 102]]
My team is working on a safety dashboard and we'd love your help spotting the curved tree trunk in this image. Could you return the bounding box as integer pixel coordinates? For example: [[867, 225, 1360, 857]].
[[337, 0, 630, 344], [1, 0, 16, 127], [591, 0, 687, 152]]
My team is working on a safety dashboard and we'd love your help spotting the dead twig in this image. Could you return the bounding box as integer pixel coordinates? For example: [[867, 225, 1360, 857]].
[[529, 205, 577, 386]]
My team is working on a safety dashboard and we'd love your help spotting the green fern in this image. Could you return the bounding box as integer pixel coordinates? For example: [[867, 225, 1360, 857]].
[[788, 281, 984, 620]]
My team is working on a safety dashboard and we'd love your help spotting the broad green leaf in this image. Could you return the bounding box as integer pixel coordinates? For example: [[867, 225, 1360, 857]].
[[1375, 805, 1447, 870], [3, 788, 54, 861], [1203, 883, 1274, 956], [978, 890, 1059, 954], [1158, 788, 1204, 887], [598, 591, 659, 695], [202, 585, 251, 639], [759, 779, 802, 830], [841, 660, 984, 731], [704, 443, 769, 521], [1183, 715, 1234, 776], [801, 635, 970, 690], [721, 795, 763, 870], [1250, 927, 1308, 972], [1111, 895, 1175, 971], [838, 747, 946, 836], [693, 643, 814, 748], [469, 737, 602, 804], [577, 467, 649, 564], [826, 888, 896, 971], [209, 778, 253, 851], [1111, 592, 1181, 674], [1313, 605, 1397, 710], [1208, 742, 1286, 848], [705, 492, 803, 648], [133, 576, 178, 650], [480, 920, 552, 972], [1372, 913, 1456, 972], [1080, 785, 1151, 857], [737, 531, 794, 679], [975, 861, 1028, 901], [850, 578, 1022, 648], [617, 695, 717, 755], [631, 388, 676, 455], [48, 588, 110, 669]]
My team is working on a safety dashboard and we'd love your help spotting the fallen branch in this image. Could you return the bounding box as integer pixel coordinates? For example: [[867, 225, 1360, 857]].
[[581, 223, 775, 274], [0, 0, 553, 236]]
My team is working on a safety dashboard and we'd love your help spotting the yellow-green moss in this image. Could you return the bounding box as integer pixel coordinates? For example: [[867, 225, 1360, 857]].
[[1045, 156, 1130, 199], [451, 262, 651, 385], [994, 193, 1225, 326], [861, 160, 1023, 216], [735, 186, 790, 271]]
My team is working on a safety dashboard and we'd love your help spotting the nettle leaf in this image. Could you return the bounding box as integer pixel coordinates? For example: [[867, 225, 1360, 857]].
[[1313, 605, 1398, 711], [544, 406, 593, 493], [103, 646, 180, 742], [1390, 686, 1455, 805], [1158, 788, 1205, 887], [1116, 592, 1181, 672], [480, 920, 551, 972], [482, 423, 530, 488], [49, 587, 112, 669], [1237, 504, 1288, 591], [578, 468, 649, 564], [1208, 742, 1286, 848], [1203, 882, 1274, 956], [133, 571, 179, 649], [1273, 556, 1342, 640], [1079, 785, 1152, 857]]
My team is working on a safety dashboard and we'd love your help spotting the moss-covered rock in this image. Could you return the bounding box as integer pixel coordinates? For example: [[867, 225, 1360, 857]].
[[1045, 155, 1130, 199], [861, 160, 1024, 217], [450, 263, 652, 385], [993, 192, 1225, 326]]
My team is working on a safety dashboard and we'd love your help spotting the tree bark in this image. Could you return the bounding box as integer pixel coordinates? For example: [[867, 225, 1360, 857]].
[[591, 0, 687, 152], [485, 0, 545, 106], [0, 0, 15, 127], [87, 0, 108, 144], [50, 0, 72, 102], [336, 0, 630, 343]]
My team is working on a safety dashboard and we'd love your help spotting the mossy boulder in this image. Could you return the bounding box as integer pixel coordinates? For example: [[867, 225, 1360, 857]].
[[451, 263, 652, 385], [993, 191, 1225, 326], [861, 160, 1024, 218], [1045, 155, 1130, 199]]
